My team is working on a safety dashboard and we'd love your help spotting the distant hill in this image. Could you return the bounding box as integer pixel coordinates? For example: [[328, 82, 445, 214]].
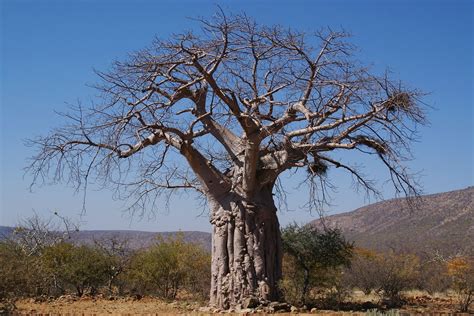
[[0, 226, 14, 239], [0, 226, 211, 251], [311, 187, 474, 256], [71, 230, 212, 251]]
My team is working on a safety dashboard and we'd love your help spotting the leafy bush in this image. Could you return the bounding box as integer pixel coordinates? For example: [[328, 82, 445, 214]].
[[280, 223, 353, 306], [0, 240, 48, 298], [182, 241, 212, 300], [125, 234, 210, 299], [41, 242, 110, 296], [0, 241, 31, 298]]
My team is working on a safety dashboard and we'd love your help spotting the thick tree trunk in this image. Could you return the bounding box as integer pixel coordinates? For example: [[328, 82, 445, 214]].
[[209, 185, 282, 310]]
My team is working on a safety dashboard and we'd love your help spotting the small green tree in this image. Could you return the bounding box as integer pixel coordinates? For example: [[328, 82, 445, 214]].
[[280, 223, 353, 305], [41, 242, 109, 296]]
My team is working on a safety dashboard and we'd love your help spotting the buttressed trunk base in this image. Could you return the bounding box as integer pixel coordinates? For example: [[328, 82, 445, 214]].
[[209, 186, 282, 310]]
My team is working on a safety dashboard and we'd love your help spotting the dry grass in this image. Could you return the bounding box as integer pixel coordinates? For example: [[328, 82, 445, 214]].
[[348, 289, 466, 314]]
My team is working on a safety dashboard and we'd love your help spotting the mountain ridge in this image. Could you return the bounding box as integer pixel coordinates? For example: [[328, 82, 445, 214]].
[[311, 186, 473, 256]]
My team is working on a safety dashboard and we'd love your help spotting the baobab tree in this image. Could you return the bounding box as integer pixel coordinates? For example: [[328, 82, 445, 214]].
[[28, 13, 425, 309]]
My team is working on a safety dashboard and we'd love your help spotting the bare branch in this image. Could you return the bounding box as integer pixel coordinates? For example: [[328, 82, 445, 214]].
[[27, 12, 426, 218]]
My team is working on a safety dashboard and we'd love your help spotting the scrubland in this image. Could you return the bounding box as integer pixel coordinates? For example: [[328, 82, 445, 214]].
[[1, 221, 472, 315]]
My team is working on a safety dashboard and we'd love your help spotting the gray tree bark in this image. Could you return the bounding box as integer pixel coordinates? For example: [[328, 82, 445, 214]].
[[209, 185, 282, 309]]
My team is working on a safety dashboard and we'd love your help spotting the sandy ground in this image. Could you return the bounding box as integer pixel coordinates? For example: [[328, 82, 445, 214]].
[[5, 291, 470, 315], [11, 296, 199, 315]]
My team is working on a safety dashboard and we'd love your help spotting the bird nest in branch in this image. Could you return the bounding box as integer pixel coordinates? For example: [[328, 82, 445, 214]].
[[387, 92, 413, 112], [307, 159, 328, 176]]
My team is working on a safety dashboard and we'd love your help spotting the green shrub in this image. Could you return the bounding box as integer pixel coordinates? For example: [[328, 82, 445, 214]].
[[280, 223, 353, 306], [0, 241, 29, 298], [181, 241, 212, 300], [125, 234, 210, 299], [41, 242, 110, 296], [0, 240, 47, 298]]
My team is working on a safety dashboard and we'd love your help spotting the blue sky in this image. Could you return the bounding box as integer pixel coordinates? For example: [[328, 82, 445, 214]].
[[1, 0, 472, 232]]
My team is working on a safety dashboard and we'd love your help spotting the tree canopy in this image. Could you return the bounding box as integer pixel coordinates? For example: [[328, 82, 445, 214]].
[[28, 12, 425, 214]]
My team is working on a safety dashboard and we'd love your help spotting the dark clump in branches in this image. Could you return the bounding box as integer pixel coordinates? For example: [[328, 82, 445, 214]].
[[307, 159, 328, 176]]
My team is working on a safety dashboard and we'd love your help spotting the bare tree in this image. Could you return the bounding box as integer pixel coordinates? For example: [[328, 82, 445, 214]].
[[93, 236, 133, 295], [27, 12, 425, 309], [12, 213, 78, 257]]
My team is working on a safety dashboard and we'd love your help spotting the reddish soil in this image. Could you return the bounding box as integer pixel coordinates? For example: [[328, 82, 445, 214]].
[[4, 292, 470, 315]]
